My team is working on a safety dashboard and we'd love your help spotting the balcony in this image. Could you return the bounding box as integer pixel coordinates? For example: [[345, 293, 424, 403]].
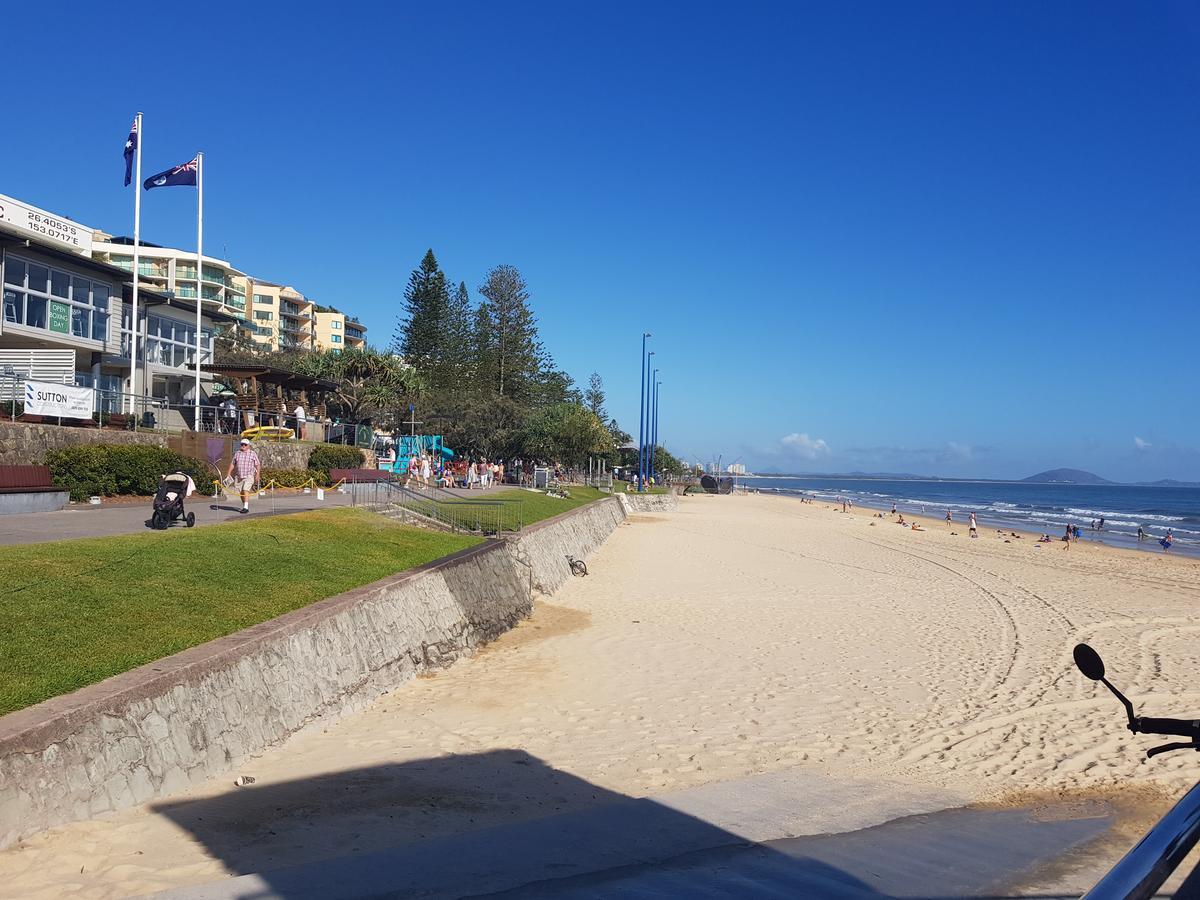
[[280, 302, 313, 320]]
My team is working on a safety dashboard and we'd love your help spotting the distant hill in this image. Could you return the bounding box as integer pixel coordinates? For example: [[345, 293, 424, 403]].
[[1138, 478, 1200, 488], [1021, 468, 1114, 485]]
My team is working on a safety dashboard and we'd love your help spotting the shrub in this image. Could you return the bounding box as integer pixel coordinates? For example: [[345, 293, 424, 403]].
[[307, 444, 365, 479], [45, 445, 208, 502], [260, 467, 329, 488]]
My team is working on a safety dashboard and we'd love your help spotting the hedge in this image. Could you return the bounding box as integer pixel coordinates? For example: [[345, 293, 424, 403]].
[[307, 444, 365, 478], [44, 445, 209, 502], [260, 467, 330, 488]]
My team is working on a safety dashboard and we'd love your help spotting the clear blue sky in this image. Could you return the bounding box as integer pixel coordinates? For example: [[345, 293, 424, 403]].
[[5, 1, 1197, 481]]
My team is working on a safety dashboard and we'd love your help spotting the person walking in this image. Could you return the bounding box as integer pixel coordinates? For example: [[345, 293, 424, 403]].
[[945, 509, 953, 525], [968, 512, 978, 538], [225, 437, 261, 514]]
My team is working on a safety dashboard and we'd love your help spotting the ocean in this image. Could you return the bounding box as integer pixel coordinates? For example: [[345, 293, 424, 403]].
[[741, 475, 1200, 557]]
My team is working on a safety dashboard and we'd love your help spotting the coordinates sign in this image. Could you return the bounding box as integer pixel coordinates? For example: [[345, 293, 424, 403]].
[[24, 380, 95, 418], [0, 194, 93, 254]]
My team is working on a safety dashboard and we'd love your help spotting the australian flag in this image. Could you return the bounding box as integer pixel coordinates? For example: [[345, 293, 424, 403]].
[[144, 157, 198, 191], [123, 118, 138, 187]]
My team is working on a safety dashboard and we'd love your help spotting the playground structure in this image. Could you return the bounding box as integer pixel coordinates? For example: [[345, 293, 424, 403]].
[[379, 434, 454, 475]]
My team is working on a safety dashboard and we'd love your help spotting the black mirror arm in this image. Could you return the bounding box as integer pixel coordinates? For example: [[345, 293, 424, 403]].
[[1146, 741, 1200, 759], [1099, 676, 1138, 729]]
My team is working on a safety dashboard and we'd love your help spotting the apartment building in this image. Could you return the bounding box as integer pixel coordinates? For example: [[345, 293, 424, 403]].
[[91, 233, 248, 324], [247, 282, 315, 352], [313, 306, 367, 351]]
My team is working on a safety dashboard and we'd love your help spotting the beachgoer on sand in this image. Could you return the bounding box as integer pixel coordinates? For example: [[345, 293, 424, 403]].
[[969, 512, 978, 538]]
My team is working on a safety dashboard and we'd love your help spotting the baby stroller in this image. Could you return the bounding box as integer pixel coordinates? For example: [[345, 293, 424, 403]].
[[151, 472, 197, 530]]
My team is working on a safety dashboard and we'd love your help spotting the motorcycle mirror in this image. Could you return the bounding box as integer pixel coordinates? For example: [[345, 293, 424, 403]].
[[1073, 643, 1105, 681]]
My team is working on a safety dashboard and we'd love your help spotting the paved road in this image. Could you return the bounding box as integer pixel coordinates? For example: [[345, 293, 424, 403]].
[[0, 489, 353, 546]]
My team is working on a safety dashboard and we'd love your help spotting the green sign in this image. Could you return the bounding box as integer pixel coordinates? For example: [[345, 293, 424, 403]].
[[48, 301, 70, 334]]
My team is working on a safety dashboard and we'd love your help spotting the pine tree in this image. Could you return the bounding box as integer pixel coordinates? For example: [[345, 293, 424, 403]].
[[477, 265, 543, 401], [393, 249, 449, 370], [444, 280, 474, 382], [584, 372, 607, 419]]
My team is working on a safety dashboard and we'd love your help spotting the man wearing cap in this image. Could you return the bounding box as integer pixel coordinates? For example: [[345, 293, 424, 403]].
[[225, 438, 261, 514]]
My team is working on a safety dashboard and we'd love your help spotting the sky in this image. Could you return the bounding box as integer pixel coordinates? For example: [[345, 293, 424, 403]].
[[4, 1, 1198, 481]]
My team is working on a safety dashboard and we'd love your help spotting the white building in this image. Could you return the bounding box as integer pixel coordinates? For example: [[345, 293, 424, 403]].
[[1, 192, 237, 424]]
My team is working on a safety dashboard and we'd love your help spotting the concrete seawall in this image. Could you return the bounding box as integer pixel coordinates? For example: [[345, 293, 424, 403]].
[[0, 497, 629, 850]]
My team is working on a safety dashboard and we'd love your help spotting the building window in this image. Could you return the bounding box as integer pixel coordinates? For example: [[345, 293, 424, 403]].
[[330, 334, 342, 343], [254, 310, 273, 321], [331, 320, 341, 329], [3, 254, 109, 341], [253, 293, 273, 305]]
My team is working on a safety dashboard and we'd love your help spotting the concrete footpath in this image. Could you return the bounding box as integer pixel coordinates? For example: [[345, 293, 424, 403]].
[[0, 490, 353, 546], [148, 769, 1118, 899]]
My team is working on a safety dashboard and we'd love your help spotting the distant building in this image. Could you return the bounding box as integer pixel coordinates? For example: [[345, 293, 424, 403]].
[[726, 463, 747, 475], [313, 306, 367, 351], [92, 234, 248, 324]]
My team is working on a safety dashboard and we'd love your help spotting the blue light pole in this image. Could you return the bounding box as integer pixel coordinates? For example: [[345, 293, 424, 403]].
[[652, 377, 661, 483], [637, 332, 650, 489], [650, 368, 659, 482], [642, 350, 654, 490]]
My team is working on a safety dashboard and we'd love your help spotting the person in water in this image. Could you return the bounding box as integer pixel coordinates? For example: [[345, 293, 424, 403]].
[[1137, 526, 1146, 542], [1160, 530, 1174, 551]]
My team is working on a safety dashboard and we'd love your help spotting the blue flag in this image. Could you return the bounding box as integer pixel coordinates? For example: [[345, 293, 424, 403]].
[[123, 118, 138, 187], [144, 157, 198, 191]]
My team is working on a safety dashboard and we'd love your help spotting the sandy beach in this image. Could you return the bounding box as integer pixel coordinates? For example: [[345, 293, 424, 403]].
[[3, 492, 1200, 897]]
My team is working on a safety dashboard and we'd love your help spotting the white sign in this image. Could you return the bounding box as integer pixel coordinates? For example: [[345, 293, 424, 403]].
[[0, 194, 93, 255], [24, 379, 95, 418]]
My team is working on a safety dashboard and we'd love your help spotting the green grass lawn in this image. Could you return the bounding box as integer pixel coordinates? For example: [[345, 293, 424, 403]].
[[612, 480, 670, 495], [486, 485, 613, 525], [0, 508, 480, 716]]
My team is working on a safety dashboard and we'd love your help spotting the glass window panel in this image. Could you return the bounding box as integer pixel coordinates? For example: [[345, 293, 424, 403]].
[[71, 306, 89, 337], [3, 289, 22, 323], [51, 270, 69, 298], [26, 296, 47, 329], [92, 284, 109, 310], [92, 313, 108, 341], [71, 276, 90, 305], [4, 259, 25, 287], [28, 265, 48, 294]]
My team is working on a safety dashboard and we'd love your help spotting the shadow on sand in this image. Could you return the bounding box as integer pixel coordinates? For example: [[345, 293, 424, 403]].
[[149, 748, 1119, 899]]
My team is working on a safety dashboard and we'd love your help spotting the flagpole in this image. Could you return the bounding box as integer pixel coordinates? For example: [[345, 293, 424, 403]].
[[194, 151, 203, 430], [129, 113, 143, 419]]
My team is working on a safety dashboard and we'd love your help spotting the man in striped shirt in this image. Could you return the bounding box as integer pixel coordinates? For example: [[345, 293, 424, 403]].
[[225, 438, 261, 514]]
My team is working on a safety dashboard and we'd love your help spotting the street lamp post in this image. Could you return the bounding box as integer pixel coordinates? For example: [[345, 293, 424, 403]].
[[650, 368, 659, 481], [648, 352, 657, 494], [637, 333, 651, 490], [652, 377, 661, 482]]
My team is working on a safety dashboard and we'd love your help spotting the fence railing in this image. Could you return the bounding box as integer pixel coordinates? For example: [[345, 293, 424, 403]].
[[1, 374, 367, 446], [351, 479, 523, 535]]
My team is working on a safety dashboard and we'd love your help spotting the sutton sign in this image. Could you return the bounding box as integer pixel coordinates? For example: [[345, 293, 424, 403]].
[[0, 194, 93, 255], [23, 379, 95, 419]]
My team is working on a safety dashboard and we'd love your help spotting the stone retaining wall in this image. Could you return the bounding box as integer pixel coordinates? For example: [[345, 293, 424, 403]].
[[0, 421, 167, 466], [0, 497, 629, 849], [0, 421, 375, 476], [618, 491, 679, 513]]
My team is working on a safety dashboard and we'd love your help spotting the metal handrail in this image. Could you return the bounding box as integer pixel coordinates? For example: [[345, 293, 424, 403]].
[[358, 479, 520, 534], [1083, 779, 1200, 899]]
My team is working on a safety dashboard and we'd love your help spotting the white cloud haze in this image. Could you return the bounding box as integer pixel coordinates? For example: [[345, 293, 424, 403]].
[[780, 432, 830, 459], [1134, 436, 1151, 451]]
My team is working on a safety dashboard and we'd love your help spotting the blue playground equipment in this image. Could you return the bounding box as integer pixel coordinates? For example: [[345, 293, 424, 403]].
[[382, 434, 454, 474]]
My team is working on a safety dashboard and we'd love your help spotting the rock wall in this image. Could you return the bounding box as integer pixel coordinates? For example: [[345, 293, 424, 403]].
[[618, 491, 679, 514], [0, 422, 375, 474], [0, 497, 629, 849], [0, 421, 166, 466]]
